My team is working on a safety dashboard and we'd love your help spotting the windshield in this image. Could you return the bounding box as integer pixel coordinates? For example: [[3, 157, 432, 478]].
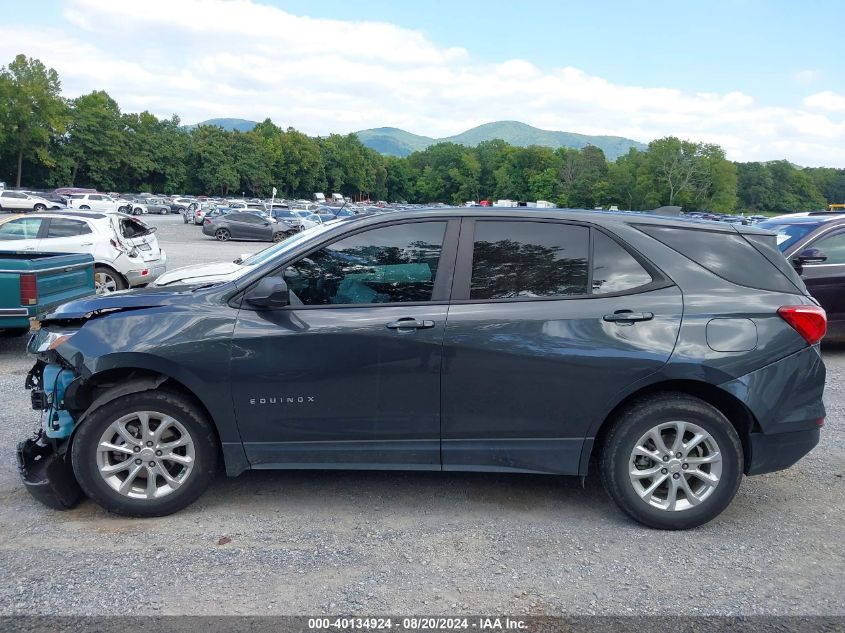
[[758, 221, 818, 251], [240, 222, 336, 267]]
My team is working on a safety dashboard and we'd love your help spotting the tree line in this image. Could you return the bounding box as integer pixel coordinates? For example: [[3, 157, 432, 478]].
[[1, 54, 843, 212]]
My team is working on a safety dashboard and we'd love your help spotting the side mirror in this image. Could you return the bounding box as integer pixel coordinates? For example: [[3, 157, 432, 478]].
[[245, 277, 289, 308], [794, 248, 827, 265]]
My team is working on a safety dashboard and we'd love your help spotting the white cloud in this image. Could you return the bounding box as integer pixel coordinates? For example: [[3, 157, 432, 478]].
[[1, 0, 843, 166], [804, 91, 845, 113]]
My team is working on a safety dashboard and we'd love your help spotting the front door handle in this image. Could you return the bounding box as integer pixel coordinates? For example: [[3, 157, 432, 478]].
[[386, 318, 435, 330], [603, 311, 654, 323]]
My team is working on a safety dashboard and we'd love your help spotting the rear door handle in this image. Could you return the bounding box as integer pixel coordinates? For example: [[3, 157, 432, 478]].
[[603, 311, 654, 323], [386, 318, 435, 330]]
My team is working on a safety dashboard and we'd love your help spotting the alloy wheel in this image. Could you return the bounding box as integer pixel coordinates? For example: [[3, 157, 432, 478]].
[[96, 411, 195, 500], [94, 271, 119, 294], [628, 420, 723, 511]]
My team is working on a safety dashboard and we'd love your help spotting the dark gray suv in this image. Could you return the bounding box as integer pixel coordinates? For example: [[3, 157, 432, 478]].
[[18, 208, 827, 529]]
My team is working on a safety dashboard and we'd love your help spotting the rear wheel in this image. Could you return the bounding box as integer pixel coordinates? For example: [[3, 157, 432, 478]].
[[79, 205, 90, 210], [71, 389, 218, 517], [160, 207, 168, 215], [215, 228, 230, 241], [94, 267, 127, 294], [600, 393, 743, 530]]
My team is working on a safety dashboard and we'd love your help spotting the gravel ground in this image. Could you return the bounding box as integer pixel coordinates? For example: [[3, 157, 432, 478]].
[[0, 214, 843, 616]]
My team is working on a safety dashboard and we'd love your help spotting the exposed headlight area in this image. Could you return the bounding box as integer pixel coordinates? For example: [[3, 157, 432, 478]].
[[28, 327, 79, 354]]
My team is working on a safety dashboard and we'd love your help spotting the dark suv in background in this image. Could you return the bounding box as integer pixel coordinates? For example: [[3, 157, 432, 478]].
[[760, 214, 845, 339], [18, 209, 826, 530]]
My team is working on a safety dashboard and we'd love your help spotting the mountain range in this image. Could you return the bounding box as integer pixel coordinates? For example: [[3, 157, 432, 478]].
[[187, 118, 647, 160]]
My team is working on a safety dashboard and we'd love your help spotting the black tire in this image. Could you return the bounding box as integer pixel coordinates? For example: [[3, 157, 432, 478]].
[[33, 203, 46, 211], [215, 228, 230, 241], [600, 392, 743, 530], [160, 207, 168, 215], [71, 389, 218, 517], [94, 266, 127, 294], [79, 205, 90, 210], [272, 232, 285, 242]]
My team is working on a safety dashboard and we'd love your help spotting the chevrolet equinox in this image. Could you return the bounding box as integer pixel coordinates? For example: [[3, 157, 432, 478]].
[[17, 208, 827, 529]]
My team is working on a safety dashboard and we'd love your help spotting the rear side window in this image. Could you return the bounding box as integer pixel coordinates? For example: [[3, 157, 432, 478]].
[[470, 221, 589, 299], [639, 225, 801, 294], [46, 218, 92, 238], [592, 231, 652, 294]]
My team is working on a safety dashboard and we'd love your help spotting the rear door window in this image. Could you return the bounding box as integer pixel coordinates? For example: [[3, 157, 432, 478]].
[[591, 231, 652, 293], [469, 221, 589, 299], [46, 218, 92, 238]]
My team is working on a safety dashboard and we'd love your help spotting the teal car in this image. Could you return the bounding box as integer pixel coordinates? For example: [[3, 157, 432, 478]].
[[0, 251, 96, 334]]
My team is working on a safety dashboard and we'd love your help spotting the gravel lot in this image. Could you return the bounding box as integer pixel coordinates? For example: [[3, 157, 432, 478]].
[[1, 214, 843, 616]]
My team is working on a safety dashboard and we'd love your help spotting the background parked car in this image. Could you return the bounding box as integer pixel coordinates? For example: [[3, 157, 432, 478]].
[[760, 213, 845, 339], [0, 190, 63, 212], [66, 193, 120, 213], [0, 211, 167, 293], [202, 211, 289, 242], [183, 201, 218, 224], [141, 197, 172, 215]]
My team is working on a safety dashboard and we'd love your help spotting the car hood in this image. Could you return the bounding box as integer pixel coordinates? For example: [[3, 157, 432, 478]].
[[39, 285, 207, 321], [153, 261, 245, 286]]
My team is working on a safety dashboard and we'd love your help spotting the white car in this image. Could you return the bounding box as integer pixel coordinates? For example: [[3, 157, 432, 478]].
[[116, 198, 148, 215], [184, 202, 218, 225], [0, 211, 167, 293], [66, 193, 121, 213], [0, 190, 63, 212]]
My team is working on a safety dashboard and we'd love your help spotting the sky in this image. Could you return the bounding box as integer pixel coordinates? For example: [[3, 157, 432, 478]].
[[4, 0, 845, 166]]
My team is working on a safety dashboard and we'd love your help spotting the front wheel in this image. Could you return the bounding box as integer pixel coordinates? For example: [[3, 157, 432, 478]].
[[79, 205, 90, 210], [33, 203, 46, 211], [600, 392, 743, 530], [272, 232, 285, 242], [215, 228, 230, 241], [94, 267, 127, 294], [71, 389, 218, 517]]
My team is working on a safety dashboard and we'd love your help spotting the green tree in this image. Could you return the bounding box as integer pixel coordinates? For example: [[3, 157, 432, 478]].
[[646, 137, 705, 206], [384, 155, 415, 201], [0, 54, 68, 187], [409, 142, 480, 204], [62, 90, 124, 189], [276, 127, 325, 197], [190, 125, 238, 196], [118, 112, 190, 193]]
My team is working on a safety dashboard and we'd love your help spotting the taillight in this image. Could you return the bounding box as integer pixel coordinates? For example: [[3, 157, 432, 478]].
[[204, 219, 211, 224], [778, 305, 827, 345], [20, 273, 38, 306]]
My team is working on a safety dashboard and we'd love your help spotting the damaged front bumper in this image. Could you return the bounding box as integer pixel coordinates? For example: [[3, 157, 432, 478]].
[[16, 430, 82, 510], [18, 351, 85, 510]]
